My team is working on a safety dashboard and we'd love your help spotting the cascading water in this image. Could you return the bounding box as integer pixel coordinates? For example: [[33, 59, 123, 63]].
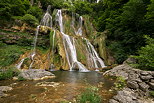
[[16, 58, 25, 69], [85, 39, 105, 70], [76, 16, 83, 36], [29, 25, 40, 69], [56, 10, 89, 72], [40, 5, 52, 27], [29, 5, 54, 69]]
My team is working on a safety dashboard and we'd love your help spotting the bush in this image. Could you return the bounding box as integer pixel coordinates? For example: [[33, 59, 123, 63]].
[[0, 66, 20, 80], [134, 35, 154, 70], [21, 14, 39, 26], [77, 86, 101, 103], [114, 76, 126, 90], [27, 6, 43, 20]]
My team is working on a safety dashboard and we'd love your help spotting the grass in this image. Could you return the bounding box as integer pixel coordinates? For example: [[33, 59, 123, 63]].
[[77, 86, 101, 103]]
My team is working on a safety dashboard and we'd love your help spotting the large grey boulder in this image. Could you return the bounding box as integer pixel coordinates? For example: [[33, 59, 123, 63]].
[[18, 69, 55, 80]]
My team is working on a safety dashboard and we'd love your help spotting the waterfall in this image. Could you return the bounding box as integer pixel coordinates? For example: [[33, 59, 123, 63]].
[[52, 30, 56, 53], [77, 16, 83, 36], [85, 39, 105, 70], [29, 25, 40, 69], [16, 58, 25, 69], [40, 5, 52, 27], [56, 10, 89, 72], [29, 5, 54, 69]]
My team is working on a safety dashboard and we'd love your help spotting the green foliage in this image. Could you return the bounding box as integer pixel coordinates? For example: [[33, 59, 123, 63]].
[[0, 66, 20, 80], [0, 0, 30, 20], [0, 43, 25, 67], [77, 86, 101, 103], [134, 36, 154, 70], [21, 14, 39, 25], [73, 0, 93, 15], [27, 6, 43, 20], [114, 76, 126, 90], [39, 0, 64, 10]]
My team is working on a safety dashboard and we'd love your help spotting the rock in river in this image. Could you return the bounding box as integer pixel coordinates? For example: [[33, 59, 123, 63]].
[[18, 69, 55, 80]]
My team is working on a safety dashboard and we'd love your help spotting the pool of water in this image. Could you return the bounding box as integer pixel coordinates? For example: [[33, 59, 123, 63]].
[[0, 71, 115, 103]]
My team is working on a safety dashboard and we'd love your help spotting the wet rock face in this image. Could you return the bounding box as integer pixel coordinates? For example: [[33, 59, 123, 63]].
[[18, 69, 55, 80]]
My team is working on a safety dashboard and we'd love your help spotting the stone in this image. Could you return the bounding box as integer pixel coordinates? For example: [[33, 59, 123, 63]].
[[123, 57, 137, 64], [0, 86, 13, 92], [140, 75, 153, 81], [150, 72, 154, 77], [140, 71, 149, 76], [18, 69, 55, 80], [148, 82, 154, 90], [113, 89, 137, 103], [150, 79, 154, 83], [139, 82, 149, 92], [127, 81, 139, 89], [0, 91, 6, 98], [109, 99, 119, 103], [36, 82, 60, 87]]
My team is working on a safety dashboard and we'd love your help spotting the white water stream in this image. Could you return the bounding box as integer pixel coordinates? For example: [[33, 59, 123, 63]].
[[56, 10, 89, 72]]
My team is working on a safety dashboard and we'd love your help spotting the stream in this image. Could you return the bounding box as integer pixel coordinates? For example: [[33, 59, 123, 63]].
[[0, 71, 115, 103]]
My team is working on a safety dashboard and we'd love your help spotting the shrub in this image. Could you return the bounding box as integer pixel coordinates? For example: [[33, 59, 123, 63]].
[[114, 76, 126, 90], [77, 86, 101, 103], [134, 35, 154, 70], [0, 66, 20, 80], [27, 6, 43, 20], [21, 14, 39, 26]]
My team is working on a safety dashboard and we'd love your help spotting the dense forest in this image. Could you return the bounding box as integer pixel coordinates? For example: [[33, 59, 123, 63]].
[[0, 0, 154, 70]]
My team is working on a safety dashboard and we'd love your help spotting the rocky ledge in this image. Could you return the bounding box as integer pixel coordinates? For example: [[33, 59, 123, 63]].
[[104, 59, 154, 103], [14, 69, 55, 80]]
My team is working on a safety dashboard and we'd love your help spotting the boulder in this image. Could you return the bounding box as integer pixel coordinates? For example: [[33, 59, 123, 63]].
[[111, 88, 138, 103], [123, 57, 137, 64], [140, 71, 150, 76], [0, 86, 13, 98], [18, 69, 55, 80], [138, 82, 149, 92], [0, 86, 13, 92], [140, 75, 153, 81], [0, 91, 6, 98], [109, 99, 119, 103], [127, 81, 139, 89], [148, 82, 154, 90]]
